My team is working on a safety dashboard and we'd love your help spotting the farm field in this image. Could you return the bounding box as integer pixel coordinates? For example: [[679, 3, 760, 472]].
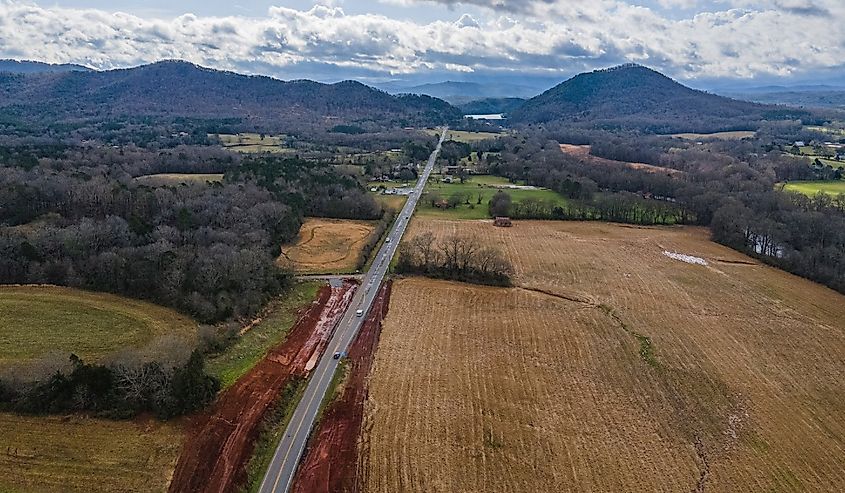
[[0, 285, 196, 369], [134, 173, 224, 186], [279, 218, 378, 274], [373, 194, 407, 212], [363, 219, 845, 492], [671, 130, 755, 140], [806, 125, 845, 136], [424, 128, 502, 143], [0, 413, 182, 493], [215, 133, 294, 153], [783, 180, 845, 196], [419, 174, 567, 219]]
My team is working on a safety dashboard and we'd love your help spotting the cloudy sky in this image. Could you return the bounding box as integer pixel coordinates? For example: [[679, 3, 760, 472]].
[[1, 0, 844, 88]]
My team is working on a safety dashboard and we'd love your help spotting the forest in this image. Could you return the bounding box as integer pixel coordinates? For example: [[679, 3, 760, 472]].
[[0, 146, 383, 323]]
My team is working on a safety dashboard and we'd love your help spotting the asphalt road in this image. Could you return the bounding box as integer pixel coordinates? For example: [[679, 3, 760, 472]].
[[258, 127, 447, 493]]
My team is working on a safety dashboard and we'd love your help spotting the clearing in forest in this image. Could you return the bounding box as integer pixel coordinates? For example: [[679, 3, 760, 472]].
[[0, 285, 197, 369], [423, 129, 501, 143], [0, 413, 182, 493], [215, 133, 293, 153], [362, 219, 845, 492], [783, 180, 845, 196], [560, 143, 682, 175], [671, 130, 756, 140], [134, 173, 224, 186], [279, 218, 378, 274]]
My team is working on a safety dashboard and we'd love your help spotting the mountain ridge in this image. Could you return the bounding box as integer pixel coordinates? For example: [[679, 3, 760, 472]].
[[0, 60, 460, 130], [509, 64, 812, 133]]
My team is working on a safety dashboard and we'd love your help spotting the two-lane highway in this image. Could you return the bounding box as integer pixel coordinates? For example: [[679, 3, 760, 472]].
[[258, 127, 448, 493]]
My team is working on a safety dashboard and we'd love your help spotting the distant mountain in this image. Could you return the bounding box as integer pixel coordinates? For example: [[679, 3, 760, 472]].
[[389, 81, 539, 104], [0, 59, 91, 74], [0, 60, 460, 129], [726, 90, 845, 110], [457, 98, 526, 115], [509, 64, 811, 133]]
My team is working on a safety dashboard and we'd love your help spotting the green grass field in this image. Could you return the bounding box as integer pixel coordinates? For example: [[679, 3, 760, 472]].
[[783, 181, 845, 196], [206, 282, 321, 388], [806, 125, 845, 136], [0, 285, 197, 368], [418, 175, 567, 220]]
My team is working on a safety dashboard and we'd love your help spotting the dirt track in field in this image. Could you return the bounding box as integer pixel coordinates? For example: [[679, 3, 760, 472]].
[[168, 281, 356, 493], [560, 143, 682, 176], [291, 282, 392, 493], [361, 219, 845, 492], [280, 218, 376, 274]]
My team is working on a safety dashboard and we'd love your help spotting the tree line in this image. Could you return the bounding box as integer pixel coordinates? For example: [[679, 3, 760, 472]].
[[0, 351, 218, 419], [396, 232, 513, 286]]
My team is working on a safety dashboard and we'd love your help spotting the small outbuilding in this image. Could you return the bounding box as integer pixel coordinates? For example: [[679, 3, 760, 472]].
[[493, 216, 513, 227]]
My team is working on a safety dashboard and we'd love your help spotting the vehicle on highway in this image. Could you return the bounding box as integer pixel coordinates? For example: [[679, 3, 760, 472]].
[[332, 351, 343, 360], [385, 237, 391, 243], [356, 309, 364, 317]]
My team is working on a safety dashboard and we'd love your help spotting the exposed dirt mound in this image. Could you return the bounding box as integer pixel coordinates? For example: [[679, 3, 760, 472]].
[[291, 282, 392, 493], [168, 281, 357, 493]]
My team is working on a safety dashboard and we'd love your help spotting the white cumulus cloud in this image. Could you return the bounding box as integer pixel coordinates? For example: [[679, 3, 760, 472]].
[[0, 0, 842, 81]]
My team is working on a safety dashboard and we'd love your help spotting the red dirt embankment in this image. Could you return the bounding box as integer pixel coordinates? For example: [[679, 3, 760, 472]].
[[291, 282, 392, 493], [168, 281, 357, 493]]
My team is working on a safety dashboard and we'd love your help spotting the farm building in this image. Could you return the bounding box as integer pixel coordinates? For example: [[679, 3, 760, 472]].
[[494, 216, 512, 227]]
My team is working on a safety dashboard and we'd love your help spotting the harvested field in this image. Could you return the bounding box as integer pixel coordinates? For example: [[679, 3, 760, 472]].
[[292, 282, 392, 493], [560, 143, 682, 176], [134, 173, 224, 186], [0, 285, 196, 369], [280, 218, 378, 274], [671, 131, 756, 140], [423, 129, 501, 143], [169, 281, 356, 493], [0, 413, 181, 493], [362, 218, 845, 492]]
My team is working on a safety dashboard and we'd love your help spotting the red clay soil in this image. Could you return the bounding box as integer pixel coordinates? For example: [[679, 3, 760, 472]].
[[291, 281, 392, 493], [169, 281, 357, 493]]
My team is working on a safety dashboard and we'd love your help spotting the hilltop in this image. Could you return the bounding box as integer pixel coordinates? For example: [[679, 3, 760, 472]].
[[509, 64, 810, 133], [0, 59, 91, 74], [0, 60, 460, 130]]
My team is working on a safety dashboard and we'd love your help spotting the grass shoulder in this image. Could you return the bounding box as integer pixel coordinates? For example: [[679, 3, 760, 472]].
[[206, 282, 321, 388], [240, 377, 307, 493]]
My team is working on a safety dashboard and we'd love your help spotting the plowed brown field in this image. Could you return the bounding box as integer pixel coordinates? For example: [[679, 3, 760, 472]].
[[280, 218, 377, 274], [362, 219, 845, 492]]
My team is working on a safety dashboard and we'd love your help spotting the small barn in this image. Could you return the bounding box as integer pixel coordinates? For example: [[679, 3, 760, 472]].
[[493, 216, 512, 227]]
